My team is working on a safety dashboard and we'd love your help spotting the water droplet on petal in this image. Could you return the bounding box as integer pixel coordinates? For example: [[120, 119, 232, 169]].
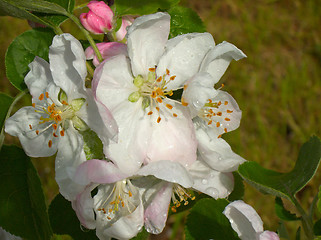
[[201, 179, 208, 185], [205, 187, 219, 198]]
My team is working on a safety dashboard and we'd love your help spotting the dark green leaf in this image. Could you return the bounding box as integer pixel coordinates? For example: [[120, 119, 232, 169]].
[[277, 221, 290, 239], [5, 28, 55, 91], [314, 218, 321, 236], [228, 172, 244, 201], [275, 197, 300, 221], [238, 136, 321, 202], [317, 186, 321, 213], [0, 93, 13, 131], [79, 129, 104, 160], [131, 228, 149, 240], [0, 145, 52, 240], [167, 6, 206, 39], [185, 198, 239, 240], [114, 0, 179, 16], [2, 0, 68, 15], [295, 226, 301, 240], [49, 193, 98, 240]]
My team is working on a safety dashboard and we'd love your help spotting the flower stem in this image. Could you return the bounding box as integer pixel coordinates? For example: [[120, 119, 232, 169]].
[[67, 13, 103, 62], [290, 195, 314, 239], [0, 89, 28, 151], [86, 61, 94, 78]]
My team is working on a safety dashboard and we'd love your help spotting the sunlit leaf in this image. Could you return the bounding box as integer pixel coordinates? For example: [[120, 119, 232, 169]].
[[0, 145, 52, 240], [238, 136, 321, 202], [185, 198, 239, 240], [5, 28, 55, 91], [167, 6, 206, 39], [49, 194, 98, 240], [114, 0, 179, 16]]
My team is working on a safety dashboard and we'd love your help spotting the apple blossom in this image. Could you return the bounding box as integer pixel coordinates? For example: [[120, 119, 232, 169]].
[[5, 33, 117, 200], [115, 16, 135, 41], [223, 200, 280, 240], [80, 1, 114, 34], [92, 12, 216, 175]]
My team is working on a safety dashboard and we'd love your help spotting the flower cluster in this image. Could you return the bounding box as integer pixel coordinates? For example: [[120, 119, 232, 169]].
[[5, 8, 249, 240]]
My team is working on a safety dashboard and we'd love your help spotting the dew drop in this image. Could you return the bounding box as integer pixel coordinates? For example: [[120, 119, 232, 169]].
[[205, 187, 219, 198], [201, 179, 208, 185]]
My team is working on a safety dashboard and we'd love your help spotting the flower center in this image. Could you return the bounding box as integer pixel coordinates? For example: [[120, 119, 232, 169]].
[[128, 68, 181, 123], [97, 180, 138, 221], [199, 98, 234, 138], [170, 184, 195, 213], [29, 91, 85, 148]]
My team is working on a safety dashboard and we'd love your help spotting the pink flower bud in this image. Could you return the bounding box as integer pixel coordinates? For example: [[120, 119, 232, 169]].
[[80, 1, 114, 34], [85, 42, 127, 66], [115, 16, 135, 41]]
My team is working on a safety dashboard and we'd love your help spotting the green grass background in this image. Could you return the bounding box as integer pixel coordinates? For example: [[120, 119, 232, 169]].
[[1, 0, 321, 239]]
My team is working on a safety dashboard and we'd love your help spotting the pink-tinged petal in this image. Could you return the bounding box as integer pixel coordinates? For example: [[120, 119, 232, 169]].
[[223, 200, 264, 240], [87, 1, 113, 31], [182, 72, 216, 117], [189, 160, 234, 199], [200, 41, 246, 85], [85, 42, 127, 67], [5, 107, 58, 157], [25, 57, 53, 103], [196, 127, 246, 172], [137, 160, 194, 188], [157, 32, 215, 90], [74, 159, 127, 186], [80, 12, 98, 34], [127, 12, 170, 78], [115, 16, 135, 41], [144, 182, 172, 234], [49, 34, 87, 99], [72, 184, 97, 229], [55, 125, 87, 200], [76, 88, 118, 143], [96, 201, 144, 240], [146, 100, 197, 167], [259, 231, 280, 240]]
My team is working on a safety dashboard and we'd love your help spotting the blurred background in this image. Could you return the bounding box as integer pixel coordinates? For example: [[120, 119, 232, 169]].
[[1, 0, 320, 239]]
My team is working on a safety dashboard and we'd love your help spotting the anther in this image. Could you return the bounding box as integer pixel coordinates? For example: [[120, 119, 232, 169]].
[[166, 104, 173, 109], [60, 130, 65, 136], [217, 112, 222, 116], [53, 133, 58, 137], [149, 67, 155, 72], [224, 128, 228, 133], [170, 76, 176, 81], [39, 93, 44, 101], [225, 118, 231, 121], [45, 92, 49, 98], [173, 113, 177, 117], [224, 101, 228, 105], [29, 124, 32, 129], [156, 76, 162, 82], [216, 122, 220, 127], [208, 120, 212, 125], [227, 110, 233, 113], [157, 117, 161, 123], [218, 134, 222, 138], [52, 124, 58, 130], [48, 140, 52, 148], [157, 97, 163, 103], [36, 130, 39, 135], [148, 111, 153, 115], [181, 98, 188, 106], [32, 103, 36, 108], [166, 69, 170, 75], [156, 107, 160, 112], [61, 100, 68, 105]]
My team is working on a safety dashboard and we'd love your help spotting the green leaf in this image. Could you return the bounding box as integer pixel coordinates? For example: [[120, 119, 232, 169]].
[[277, 221, 290, 239], [228, 172, 244, 201], [238, 136, 321, 202], [0, 93, 13, 131], [114, 0, 179, 16], [79, 129, 104, 160], [185, 198, 239, 240], [296, 226, 301, 240], [131, 228, 149, 240], [5, 28, 55, 91], [314, 218, 321, 236], [317, 185, 321, 213], [167, 6, 206, 39], [2, 0, 68, 15], [49, 194, 98, 240], [275, 197, 300, 221], [0, 145, 52, 240]]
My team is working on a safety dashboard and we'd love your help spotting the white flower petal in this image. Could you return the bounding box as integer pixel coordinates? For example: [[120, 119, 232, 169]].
[[157, 32, 215, 89], [144, 182, 172, 234], [127, 12, 170, 77], [146, 100, 197, 167], [189, 160, 234, 198], [76, 88, 118, 143], [55, 125, 87, 200], [223, 200, 264, 240], [5, 107, 58, 157], [74, 159, 127, 186], [0, 226, 22, 240], [200, 41, 246, 85], [49, 33, 87, 99], [259, 231, 280, 240], [72, 184, 97, 229], [137, 160, 194, 188], [25, 57, 53, 103], [196, 127, 246, 172]]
